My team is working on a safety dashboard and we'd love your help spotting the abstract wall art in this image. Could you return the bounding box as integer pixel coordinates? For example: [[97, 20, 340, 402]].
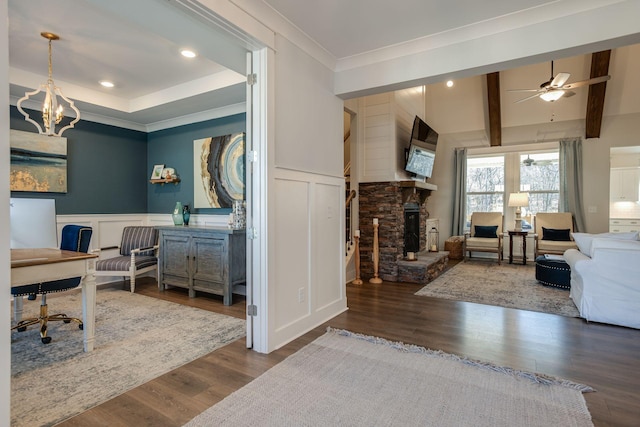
[[10, 129, 67, 193], [193, 132, 245, 208]]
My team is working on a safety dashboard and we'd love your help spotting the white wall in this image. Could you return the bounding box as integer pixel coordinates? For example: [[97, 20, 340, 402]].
[[357, 93, 396, 182], [268, 35, 347, 352], [1, 1, 10, 425], [273, 36, 342, 176], [357, 87, 425, 183]]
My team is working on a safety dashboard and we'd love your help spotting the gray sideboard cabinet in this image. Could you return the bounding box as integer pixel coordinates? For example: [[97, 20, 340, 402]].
[[156, 226, 246, 305]]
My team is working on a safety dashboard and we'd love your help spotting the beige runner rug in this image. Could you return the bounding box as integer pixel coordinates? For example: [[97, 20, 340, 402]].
[[184, 327, 593, 427]]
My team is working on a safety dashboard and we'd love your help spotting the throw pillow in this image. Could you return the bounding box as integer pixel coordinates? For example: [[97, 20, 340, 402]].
[[572, 231, 639, 255], [589, 236, 640, 258], [474, 225, 498, 238], [571, 233, 593, 255], [542, 227, 571, 241]]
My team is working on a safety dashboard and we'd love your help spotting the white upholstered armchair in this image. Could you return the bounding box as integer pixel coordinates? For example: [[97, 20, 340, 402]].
[[464, 212, 504, 264], [533, 212, 578, 258]]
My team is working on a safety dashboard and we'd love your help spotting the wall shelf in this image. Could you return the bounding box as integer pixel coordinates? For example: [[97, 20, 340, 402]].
[[150, 177, 180, 185]]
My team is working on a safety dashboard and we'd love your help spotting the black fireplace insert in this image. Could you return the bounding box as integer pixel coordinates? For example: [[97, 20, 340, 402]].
[[404, 203, 420, 256]]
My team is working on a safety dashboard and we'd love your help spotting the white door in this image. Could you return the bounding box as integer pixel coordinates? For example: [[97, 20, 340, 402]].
[[245, 52, 254, 348], [244, 48, 268, 350]]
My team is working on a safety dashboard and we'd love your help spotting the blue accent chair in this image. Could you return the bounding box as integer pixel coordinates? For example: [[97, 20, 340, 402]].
[[11, 225, 93, 344]]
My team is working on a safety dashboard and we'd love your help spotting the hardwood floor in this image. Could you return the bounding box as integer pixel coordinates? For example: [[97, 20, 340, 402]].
[[58, 276, 639, 427]]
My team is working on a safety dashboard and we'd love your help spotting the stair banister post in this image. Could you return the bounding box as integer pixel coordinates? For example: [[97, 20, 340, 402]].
[[352, 230, 363, 285], [370, 219, 383, 284]]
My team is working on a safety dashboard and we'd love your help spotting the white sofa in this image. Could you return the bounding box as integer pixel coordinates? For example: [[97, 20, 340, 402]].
[[564, 232, 640, 329]]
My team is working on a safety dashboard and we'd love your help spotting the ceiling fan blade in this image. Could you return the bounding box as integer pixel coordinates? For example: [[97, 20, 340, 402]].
[[562, 75, 611, 90], [550, 72, 570, 88], [535, 161, 555, 167], [507, 88, 541, 92], [515, 93, 542, 103]]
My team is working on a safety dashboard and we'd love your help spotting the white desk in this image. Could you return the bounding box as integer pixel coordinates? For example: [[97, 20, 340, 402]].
[[11, 248, 98, 352]]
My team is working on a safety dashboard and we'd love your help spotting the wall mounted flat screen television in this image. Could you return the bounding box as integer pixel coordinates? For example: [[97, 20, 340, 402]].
[[405, 116, 438, 181]]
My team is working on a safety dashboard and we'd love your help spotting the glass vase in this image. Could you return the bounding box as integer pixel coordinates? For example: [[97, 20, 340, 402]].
[[182, 204, 191, 226], [172, 201, 183, 225]]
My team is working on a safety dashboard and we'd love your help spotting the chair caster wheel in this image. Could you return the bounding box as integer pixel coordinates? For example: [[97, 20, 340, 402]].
[[63, 319, 71, 323], [79, 324, 84, 330], [17, 326, 27, 332], [41, 337, 52, 344], [28, 294, 37, 301]]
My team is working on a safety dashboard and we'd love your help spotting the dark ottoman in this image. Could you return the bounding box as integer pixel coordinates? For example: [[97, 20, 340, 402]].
[[535, 255, 571, 289]]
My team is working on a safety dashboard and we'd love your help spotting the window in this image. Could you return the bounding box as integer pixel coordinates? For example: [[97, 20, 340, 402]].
[[466, 155, 504, 226], [520, 152, 559, 214], [465, 149, 560, 230]]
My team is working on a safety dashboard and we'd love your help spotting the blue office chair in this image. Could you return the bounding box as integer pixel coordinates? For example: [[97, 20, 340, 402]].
[[11, 225, 93, 344]]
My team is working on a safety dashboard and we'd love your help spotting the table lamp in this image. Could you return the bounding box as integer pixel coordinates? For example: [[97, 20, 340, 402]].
[[508, 192, 529, 231]]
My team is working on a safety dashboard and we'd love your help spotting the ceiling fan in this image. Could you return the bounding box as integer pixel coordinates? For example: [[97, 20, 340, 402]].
[[522, 154, 555, 166], [510, 61, 611, 103]]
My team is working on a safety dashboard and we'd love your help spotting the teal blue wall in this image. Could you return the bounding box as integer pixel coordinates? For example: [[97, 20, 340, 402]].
[[11, 107, 246, 215], [147, 113, 245, 214], [10, 107, 148, 214]]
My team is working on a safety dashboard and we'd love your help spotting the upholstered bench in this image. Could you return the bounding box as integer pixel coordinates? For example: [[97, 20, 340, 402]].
[[535, 255, 571, 289]]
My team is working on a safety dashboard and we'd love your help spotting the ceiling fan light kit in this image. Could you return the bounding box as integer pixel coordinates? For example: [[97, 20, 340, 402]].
[[540, 90, 564, 102], [16, 32, 81, 137]]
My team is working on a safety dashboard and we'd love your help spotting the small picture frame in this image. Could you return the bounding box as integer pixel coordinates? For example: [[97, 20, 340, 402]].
[[151, 164, 165, 180]]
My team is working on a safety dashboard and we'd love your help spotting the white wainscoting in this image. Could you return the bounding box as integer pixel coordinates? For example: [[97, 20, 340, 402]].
[[57, 213, 230, 285], [270, 168, 348, 351]]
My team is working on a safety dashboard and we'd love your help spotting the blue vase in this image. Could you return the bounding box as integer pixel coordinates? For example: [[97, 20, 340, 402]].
[[172, 201, 183, 225], [182, 204, 191, 226]]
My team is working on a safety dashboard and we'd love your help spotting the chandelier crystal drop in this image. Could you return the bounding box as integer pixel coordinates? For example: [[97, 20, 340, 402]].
[[16, 32, 80, 137]]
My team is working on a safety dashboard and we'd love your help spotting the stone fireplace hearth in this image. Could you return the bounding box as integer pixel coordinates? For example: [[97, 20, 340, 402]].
[[358, 181, 447, 283]]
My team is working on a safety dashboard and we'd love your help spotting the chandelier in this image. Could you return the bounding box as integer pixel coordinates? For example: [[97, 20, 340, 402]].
[[16, 32, 80, 137]]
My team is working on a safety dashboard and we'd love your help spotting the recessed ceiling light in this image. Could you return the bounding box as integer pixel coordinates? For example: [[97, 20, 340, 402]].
[[446, 80, 454, 88], [180, 49, 197, 58], [100, 80, 114, 88]]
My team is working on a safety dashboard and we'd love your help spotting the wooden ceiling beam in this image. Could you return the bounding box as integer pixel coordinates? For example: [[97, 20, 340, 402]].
[[486, 72, 501, 146], [585, 50, 611, 139]]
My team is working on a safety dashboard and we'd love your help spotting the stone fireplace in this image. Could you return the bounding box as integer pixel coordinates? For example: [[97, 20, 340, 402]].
[[358, 181, 440, 282]]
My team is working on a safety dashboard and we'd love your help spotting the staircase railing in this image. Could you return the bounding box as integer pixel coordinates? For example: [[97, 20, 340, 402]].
[[345, 189, 357, 253]]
